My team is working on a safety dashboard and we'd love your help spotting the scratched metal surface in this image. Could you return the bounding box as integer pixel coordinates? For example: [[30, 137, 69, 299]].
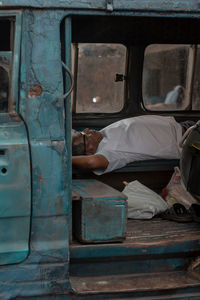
[[0, 0, 200, 13], [0, 5, 200, 300], [0, 114, 31, 265], [0, 10, 70, 300], [72, 179, 127, 243]]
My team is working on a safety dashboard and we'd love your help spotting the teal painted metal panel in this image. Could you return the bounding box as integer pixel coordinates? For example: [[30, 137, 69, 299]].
[[12, 12, 22, 111], [0, 0, 199, 12], [0, 5, 200, 299], [72, 180, 127, 243], [30, 140, 68, 216], [0, 114, 31, 265], [20, 10, 65, 140], [0, 217, 29, 265], [0, 0, 105, 8], [0, 10, 72, 297]]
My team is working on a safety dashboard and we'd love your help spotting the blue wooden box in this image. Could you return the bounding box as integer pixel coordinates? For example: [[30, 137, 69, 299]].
[[72, 179, 127, 243]]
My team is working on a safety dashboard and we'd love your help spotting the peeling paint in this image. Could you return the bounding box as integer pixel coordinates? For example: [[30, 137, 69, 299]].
[[51, 140, 65, 154], [28, 83, 43, 98], [1, 3, 200, 299]]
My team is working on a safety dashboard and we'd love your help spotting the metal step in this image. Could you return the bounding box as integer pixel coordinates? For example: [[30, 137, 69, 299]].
[[70, 271, 200, 296]]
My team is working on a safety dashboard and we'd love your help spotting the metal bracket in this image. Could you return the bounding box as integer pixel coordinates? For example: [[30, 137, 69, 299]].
[[62, 61, 74, 99], [106, 0, 113, 12]]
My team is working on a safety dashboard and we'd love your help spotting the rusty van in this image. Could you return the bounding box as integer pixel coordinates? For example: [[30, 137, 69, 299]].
[[0, 0, 200, 299]]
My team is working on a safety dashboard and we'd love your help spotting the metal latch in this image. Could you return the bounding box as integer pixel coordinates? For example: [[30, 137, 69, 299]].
[[106, 0, 113, 11], [115, 74, 126, 82]]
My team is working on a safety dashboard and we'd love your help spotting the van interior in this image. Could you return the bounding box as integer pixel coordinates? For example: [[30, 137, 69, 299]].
[[67, 15, 200, 293]]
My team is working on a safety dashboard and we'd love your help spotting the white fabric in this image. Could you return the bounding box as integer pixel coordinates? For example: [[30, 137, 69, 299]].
[[123, 180, 168, 219], [94, 115, 182, 175], [165, 85, 183, 104]]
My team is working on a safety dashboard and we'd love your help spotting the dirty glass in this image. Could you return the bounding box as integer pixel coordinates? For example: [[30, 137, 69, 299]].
[[143, 44, 189, 111], [0, 65, 9, 112], [74, 44, 126, 113], [0, 20, 11, 113], [192, 45, 200, 110]]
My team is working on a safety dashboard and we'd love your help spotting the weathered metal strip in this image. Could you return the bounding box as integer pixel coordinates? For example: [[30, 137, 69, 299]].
[[0, 0, 200, 13]]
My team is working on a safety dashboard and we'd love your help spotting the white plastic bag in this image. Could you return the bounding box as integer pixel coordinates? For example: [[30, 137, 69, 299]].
[[122, 180, 168, 219], [163, 167, 198, 208]]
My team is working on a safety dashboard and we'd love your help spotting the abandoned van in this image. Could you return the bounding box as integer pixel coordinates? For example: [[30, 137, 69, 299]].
[[0, 0, 200, 299]]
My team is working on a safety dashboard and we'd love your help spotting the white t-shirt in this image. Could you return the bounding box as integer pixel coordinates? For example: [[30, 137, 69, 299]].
[[94, 115, 182, 175]]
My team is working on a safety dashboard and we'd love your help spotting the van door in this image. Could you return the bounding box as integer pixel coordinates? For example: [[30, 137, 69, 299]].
[[0, 13, 31, 265]]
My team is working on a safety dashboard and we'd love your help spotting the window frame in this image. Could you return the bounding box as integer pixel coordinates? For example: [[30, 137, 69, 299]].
[[142, 43, 200, 113], [0, 11, 22, 113], [70, 15, 200, 131], [71, 42, 128, 115]]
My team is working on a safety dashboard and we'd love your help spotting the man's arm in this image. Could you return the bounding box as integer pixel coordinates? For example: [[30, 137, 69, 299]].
[[72, 154, 109, 171]]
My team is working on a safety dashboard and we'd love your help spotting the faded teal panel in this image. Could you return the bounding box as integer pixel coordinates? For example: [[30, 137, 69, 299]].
[[0, 114, 31, 265], [20, 93, 65, 139], [0, 217, 30, 265], [82, 199, 127, 241], [18, 9, 70, 278], [20, 10, 65, 140], [30, 140, 68, 216], [0, 216, 70, 298], [0, 0, 105, 8], [30, 216, 69, 253], [1, 0, 200, 20], [19, 10, 70, 217], [72, 180, 127, 243], [0, 0, 199, 12]]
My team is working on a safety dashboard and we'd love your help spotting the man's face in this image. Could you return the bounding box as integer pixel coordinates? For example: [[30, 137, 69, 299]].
[[72, 129, 102, 155]]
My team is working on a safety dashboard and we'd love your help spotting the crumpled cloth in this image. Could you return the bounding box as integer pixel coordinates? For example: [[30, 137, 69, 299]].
[[122, 180, 168, 219]]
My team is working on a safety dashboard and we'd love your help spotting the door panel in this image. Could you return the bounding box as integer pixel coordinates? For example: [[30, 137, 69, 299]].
[[0, 114, 31, 265]]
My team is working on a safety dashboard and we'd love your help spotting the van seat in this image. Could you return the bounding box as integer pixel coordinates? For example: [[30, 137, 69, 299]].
[[73, 159, 179, 176], [72, 159, 179, 192], [115, 159, 179, 173]]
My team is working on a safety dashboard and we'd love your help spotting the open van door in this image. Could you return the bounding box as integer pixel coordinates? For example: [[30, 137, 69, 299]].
[[0, 13, 31, 265]]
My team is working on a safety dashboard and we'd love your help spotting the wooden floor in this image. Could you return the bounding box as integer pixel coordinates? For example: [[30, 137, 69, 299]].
[[71, 218, 200, 247], [125, 218, 200, 243], [70, 219, 200, 296]]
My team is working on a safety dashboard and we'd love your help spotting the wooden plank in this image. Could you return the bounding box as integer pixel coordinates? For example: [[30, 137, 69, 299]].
[[70, 271, 200, 295]]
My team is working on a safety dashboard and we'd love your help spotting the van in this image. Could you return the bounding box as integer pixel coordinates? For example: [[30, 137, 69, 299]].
[[0, 1, 200, 299]]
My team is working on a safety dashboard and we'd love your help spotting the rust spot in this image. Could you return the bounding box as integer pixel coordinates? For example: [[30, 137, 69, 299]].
[[36, 174, 43, 184], [28, 84, 43, 98], [55, 196, 63, 212]]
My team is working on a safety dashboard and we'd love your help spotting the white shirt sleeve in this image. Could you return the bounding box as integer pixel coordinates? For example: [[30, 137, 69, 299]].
[[93, 150, 137, 175]]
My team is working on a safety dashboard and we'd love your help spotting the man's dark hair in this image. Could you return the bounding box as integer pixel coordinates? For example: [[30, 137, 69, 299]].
[[72, 142, 85, 156]]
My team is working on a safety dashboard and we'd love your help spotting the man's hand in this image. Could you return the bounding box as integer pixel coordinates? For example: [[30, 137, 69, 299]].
[[72, 154, 108, 171]]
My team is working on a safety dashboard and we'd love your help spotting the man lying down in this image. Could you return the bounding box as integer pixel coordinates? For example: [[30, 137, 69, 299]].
[[72, 115, 195, 175]]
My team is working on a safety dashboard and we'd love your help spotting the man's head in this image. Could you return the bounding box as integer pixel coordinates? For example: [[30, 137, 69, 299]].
[[72, 129, 103, 156]]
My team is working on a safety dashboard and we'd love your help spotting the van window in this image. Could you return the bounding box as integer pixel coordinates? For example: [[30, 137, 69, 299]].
[[192, 45, 200, 110], [0, 19, 14, 112], [72, 43, 126, 113], [143, 44, 200, 111], [0, 66, 9, 112]]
